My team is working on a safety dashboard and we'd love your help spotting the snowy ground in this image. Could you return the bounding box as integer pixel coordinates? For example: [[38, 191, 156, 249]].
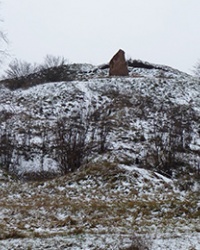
[[0, 164, 199, 249], [1, 233, 200, 250]]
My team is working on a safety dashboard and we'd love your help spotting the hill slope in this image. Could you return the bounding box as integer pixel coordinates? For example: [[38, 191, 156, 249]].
[[0, 62, 199, 178], [0, 61, 200, 249]]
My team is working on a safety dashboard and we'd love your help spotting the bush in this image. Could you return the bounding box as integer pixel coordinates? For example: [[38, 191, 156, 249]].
[[4, 55, 67, 80], [2, 55, 72, 89], [54, 117, 89, 174], [41, 54, 67, 69], [4, 59, 38, 78]]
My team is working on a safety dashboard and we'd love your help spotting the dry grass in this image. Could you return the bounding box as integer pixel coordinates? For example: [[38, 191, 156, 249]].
[[0, 161, 199, 241]]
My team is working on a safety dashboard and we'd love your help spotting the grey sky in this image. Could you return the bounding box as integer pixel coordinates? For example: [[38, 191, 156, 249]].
[[1, 0, 200, 73]]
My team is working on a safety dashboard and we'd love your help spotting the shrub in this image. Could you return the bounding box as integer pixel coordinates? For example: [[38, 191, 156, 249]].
[[4, 59, 38, 78], [41, 54, 67, 69]]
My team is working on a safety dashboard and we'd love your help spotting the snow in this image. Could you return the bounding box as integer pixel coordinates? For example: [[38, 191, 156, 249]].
[[0, 162, 199, 249], [0, 233, 199, 250], [11, 153, 59, 174], [30, 136, 43, 145], [0, 62, 199, 249]]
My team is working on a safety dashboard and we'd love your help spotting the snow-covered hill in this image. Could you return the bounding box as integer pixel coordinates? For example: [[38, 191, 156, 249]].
[[0, 61, 200, 249], [0, 62, 199, 178]]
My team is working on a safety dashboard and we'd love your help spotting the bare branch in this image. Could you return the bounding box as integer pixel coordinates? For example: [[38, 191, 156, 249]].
[[41, 54, 67, 69], [4, 59, 39, 78]]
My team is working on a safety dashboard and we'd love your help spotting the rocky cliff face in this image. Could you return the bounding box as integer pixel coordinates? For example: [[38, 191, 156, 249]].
[[0, 61, 199, 181]]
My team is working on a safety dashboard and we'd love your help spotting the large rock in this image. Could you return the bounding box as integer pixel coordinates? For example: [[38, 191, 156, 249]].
[[109, 49, 129, 76]]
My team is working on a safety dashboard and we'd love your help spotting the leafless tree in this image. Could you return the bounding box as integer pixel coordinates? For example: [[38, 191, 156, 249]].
[[193, 59, 200, 77], [0, 13, 8, 65], [52, 103, 112, 175], [41, 54, 67, 69], [53, 115, 90, 174], [146, 104, 196, 176], [0, 126, 14, 171], [4, 59, 39, 78]]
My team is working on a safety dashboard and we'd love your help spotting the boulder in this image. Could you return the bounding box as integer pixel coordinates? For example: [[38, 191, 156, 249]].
[[109, 49, 129, 76]]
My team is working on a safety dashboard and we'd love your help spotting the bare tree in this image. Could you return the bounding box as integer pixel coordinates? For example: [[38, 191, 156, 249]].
[[52, 103, 113, 175], [0, 13, 8, 65], [41, 54, 67, 69], [193, 59, 200, 77], [4, 59, 39, 78], [53, 115, 90, 174], [146, 104, 195, 177], [0, 133, 13, 171]]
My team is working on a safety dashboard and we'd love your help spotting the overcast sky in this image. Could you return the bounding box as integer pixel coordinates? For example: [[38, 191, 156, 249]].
[[1, 0, 200, 73]]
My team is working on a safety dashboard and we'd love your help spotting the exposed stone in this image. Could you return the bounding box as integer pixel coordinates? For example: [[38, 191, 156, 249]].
[[109, 49, 129, 76]]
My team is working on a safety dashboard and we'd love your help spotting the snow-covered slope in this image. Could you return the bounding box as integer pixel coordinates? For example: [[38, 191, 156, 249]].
[[0, 62, 199, 249], [0, 62, 199, 177]]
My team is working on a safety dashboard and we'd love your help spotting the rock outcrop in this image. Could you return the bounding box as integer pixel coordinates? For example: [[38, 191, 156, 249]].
[[109, 49, 129, 76]]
